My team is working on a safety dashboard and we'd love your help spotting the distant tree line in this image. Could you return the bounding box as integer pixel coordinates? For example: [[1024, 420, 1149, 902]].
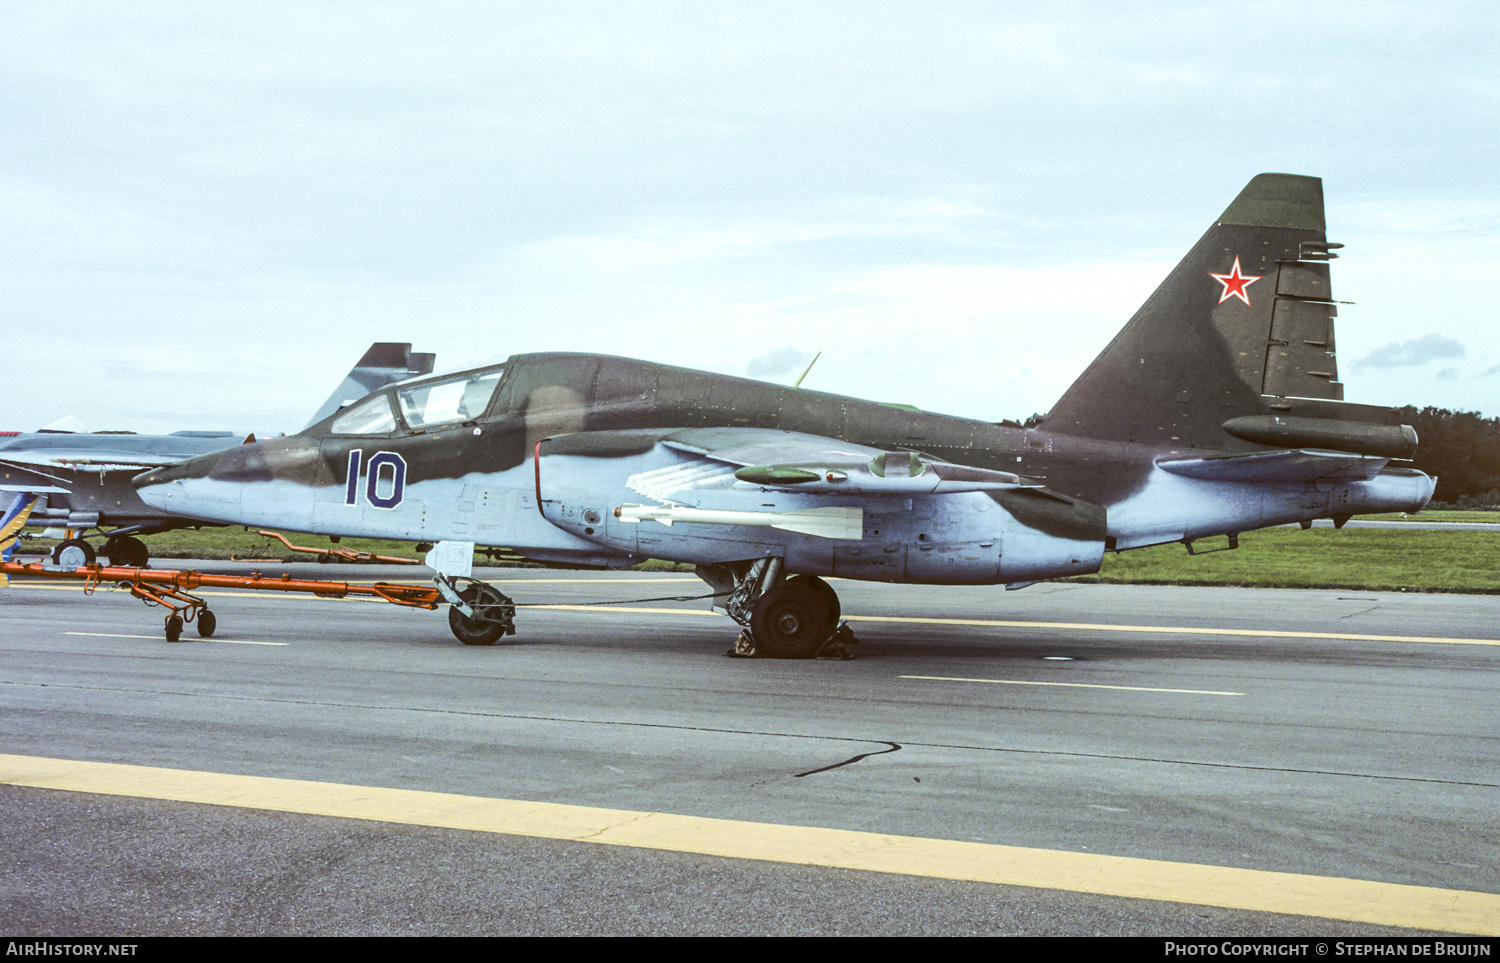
[[1397, 406, 1500, 508], [1011, 406, 1500, 507]]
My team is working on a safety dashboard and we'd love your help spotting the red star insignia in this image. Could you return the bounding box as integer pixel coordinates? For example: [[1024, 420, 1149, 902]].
[[1209, 256, 1262, 306]]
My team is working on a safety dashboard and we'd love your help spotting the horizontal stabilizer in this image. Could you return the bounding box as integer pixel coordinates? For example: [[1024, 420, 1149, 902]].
[[1157, 449, 1389, 483]]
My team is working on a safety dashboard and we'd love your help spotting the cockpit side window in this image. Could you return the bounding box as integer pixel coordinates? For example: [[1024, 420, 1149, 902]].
[[397, 370, 503, 430], [330, 395, 397, 435]]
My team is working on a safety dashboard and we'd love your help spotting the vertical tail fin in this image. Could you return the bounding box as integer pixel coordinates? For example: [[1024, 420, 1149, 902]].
[[303, 342, 437, 430], [1, 492, 41, 582], [1040, 174, 1412, 457]]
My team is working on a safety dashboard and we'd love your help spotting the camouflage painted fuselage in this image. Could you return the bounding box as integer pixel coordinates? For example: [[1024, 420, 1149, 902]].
[[134, 175, 1437, 587], [133, 351, 1432, 585]]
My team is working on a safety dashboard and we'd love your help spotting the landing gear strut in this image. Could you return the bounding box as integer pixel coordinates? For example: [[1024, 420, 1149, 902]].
[[700, 559, 855, 659]]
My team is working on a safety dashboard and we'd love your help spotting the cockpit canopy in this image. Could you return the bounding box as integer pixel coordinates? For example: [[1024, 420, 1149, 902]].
[[328, 367, 505, 436]]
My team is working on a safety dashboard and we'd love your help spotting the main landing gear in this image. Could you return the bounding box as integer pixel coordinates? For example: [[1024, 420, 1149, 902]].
[[49, 534, 149, 569], [699, 558, 857, 659], [51, 538, 95, 568], [102, 535, 149, 568]]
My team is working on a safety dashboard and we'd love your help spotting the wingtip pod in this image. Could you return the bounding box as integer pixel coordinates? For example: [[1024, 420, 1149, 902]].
[[1218, 173, 1325, 232]]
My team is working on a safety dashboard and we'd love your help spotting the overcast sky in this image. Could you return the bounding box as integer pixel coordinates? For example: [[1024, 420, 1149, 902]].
[[4, 1, 1497, 435]]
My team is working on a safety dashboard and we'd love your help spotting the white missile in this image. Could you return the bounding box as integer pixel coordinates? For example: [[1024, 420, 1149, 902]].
[[613, 503, 862, 540]]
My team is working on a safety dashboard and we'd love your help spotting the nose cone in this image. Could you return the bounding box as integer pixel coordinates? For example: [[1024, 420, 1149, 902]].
[[133, 448, 243, 520], [133, 438, 323, 524]]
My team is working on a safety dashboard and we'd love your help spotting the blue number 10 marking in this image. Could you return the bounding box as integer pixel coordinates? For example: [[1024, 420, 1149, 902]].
[[344, 450, 406, 509]]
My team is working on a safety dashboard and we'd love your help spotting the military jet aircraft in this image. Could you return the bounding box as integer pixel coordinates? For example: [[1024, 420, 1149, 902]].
[[134, 175, 1436, 656], [2, 342, 434, 567]]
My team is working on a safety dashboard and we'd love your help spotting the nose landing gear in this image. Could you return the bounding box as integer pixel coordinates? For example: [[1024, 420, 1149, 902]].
[[434, 575, 517, 646]]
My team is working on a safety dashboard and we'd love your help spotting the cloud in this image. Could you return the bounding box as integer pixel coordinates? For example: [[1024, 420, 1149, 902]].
[[1353, 334, 1466, 369], [746, 346, 817, 381]]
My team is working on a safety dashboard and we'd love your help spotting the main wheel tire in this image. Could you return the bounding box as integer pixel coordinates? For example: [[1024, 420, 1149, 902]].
[[165, 616, 183, 643], [105, 535, 149, 568], [448, 584, 515, 646], [787, 574, 840, 625], [52, 539, 96, 568], [749, 580, 834, 659], [197, 610, 217, 638]]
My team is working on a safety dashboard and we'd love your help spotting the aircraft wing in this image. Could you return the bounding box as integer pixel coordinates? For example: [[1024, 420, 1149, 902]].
[[540, 427, 1040, 542], [635, 427, 1033, 498], [0, 452, 187, 472], [1156, 449, 1391, 483]]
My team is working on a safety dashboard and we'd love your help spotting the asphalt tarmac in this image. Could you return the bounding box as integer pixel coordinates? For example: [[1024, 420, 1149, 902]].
[[2, 563, 1497, 936]]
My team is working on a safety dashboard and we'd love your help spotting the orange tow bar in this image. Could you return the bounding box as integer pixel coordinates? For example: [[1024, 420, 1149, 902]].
[[1, 561, 442, 641]]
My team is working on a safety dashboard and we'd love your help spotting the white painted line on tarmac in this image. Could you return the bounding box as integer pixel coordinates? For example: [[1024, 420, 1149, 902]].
[[62, 631, 288, 646], [901, 674, 1243, 696]]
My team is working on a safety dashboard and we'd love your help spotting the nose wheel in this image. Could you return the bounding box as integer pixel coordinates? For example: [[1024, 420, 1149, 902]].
[[439, 578, 517, 646]]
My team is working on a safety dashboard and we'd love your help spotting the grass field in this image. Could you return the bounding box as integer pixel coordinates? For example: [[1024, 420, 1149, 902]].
[[1079, 526, 1500, 594], [1361, 510, 1500, 524], [14, 518, 1500, 594]]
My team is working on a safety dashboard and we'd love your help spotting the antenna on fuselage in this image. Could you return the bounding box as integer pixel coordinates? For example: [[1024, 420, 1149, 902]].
[[792, 351, 822, 388]]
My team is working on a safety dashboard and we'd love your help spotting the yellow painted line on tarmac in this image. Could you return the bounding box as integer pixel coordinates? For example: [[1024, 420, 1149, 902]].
[[901, 674, 1243, 696], [2, 752, 1494, 934], [62, 632, 287, 646]]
